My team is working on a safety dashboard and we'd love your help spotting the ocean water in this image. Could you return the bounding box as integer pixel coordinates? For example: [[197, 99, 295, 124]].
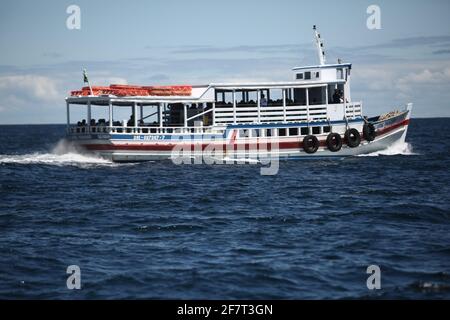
[[0, 119, 449, 299]]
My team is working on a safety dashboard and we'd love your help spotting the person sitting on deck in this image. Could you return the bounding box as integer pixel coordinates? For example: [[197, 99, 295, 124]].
[[260, 94, 268, 107], [127, 114, 135, 126]]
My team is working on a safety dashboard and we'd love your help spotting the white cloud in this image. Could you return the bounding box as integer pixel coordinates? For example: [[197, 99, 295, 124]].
[[0, 75, 60, 102], [397, 67, 450, 87], [0, 75, 65, 114], [0, 75, 65, 117]]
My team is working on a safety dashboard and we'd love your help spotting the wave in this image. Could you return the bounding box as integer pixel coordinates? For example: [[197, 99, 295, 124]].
[[222, 157, 261, 164], [0, 139, 112, 167], [358, 141, 417, 157]]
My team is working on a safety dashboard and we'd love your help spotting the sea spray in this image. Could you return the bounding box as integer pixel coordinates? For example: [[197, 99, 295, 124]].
[[0, 139, 112, 166], [357, 141, 417, 157]]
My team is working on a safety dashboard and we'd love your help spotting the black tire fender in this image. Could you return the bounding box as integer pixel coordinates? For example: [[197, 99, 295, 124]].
[[303, 135, 319, 154], [345, 128, 361, 148], [363, 123, 376, 141], [326, 132, 342, 152]]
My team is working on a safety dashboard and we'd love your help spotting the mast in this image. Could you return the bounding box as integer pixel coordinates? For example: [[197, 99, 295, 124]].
[[313, 25, 326, 65]]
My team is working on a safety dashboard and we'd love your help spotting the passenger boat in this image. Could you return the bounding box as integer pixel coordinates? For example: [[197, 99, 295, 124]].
[[65, 26, 412, 162]]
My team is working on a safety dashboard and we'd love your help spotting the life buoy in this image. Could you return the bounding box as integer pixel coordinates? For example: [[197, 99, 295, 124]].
[[363, 123, 376, 141], [326, 132, 342, 152], [345, 128, 361, 148], [303, 135, 319, 154]]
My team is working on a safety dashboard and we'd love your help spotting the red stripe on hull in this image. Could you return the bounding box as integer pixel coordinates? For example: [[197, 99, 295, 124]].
[[376, 119, 409, 136]]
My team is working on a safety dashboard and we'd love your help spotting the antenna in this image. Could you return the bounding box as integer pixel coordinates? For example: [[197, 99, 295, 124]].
[[313, 25, 326, 65]]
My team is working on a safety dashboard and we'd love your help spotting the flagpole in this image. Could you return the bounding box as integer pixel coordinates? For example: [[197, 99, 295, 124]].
[[83, 68, 93, 96]]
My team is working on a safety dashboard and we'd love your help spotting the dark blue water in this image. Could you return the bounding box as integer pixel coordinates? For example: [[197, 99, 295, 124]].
[[0, 119, 449, 299]]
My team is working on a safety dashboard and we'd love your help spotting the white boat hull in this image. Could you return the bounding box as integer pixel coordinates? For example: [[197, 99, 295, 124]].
[[68, 106, 411, 163]]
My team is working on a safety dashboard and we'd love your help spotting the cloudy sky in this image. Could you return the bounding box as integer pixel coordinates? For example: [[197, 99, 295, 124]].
[[1, 0, 450, 123]]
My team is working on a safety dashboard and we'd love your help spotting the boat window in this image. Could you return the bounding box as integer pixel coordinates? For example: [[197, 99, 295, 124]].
[[315, 72, 320, 79], [293, 88, 307, 105], [266, 129, 273, 137], [236, 90, 257, 107], [337, 68, 344, 80], [289, 128, 298, 136], [215, 90, 228, 103], [278, 128, 287, 137], [251, 129, 260, 137], [327, 84, 336, 104], [312, 127, 321, 134], [267, 89, 283, 106], [285, 88, 295, 106], [296, 73, 304, 80], [239, 129, 249, 138], [305, 72, 311, 80], [323, 126, 331, 133], [300, 127, 309, 135], [308, 87, 326, 105]]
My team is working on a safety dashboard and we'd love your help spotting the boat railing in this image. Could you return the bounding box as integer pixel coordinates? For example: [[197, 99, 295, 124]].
[[67, 101, 364, 134], [68, 125, 221, 135], [214, 102, 362, 124], [345, 102, 363, 119]]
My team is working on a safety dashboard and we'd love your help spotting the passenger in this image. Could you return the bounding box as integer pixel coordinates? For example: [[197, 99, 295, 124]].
[[332, 90, 340, 103], [127, 114, 135, 126], [260, 94, 268, 107], [339, 90, 345, 103]]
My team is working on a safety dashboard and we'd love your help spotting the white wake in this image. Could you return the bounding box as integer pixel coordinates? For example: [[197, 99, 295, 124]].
[[0, 140, 113, 167], [358, 141, 417, 157]]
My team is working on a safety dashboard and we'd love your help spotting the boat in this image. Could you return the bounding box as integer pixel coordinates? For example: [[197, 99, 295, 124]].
[[65, 26, 412, 162]]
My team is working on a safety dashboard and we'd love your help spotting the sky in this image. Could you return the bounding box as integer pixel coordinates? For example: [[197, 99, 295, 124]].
[[1, 0, 450, 123]]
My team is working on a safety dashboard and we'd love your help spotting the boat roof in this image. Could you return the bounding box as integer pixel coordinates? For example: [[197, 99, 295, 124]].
[[65, 79, 343, 105], [208, 80, 338, 89], [292, 63, 352, 71]]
